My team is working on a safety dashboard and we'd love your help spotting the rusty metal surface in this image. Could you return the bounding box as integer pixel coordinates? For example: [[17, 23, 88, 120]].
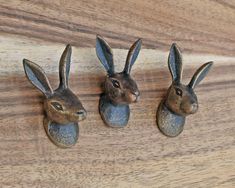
[[23, 45, 86, 148], [157, 43, 213, 137], [96, 35, 141, 127]]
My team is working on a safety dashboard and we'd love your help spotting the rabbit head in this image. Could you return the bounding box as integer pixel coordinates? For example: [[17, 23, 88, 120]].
[[165, 43, 213, 116], [96, 35, 141, 105], [23, 45, 87, 124]]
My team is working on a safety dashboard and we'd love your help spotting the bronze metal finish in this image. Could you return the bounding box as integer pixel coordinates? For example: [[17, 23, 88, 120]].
[[96, 35, 141, 127], [23, 45, 86, 148], [157, 43, 213, 137]]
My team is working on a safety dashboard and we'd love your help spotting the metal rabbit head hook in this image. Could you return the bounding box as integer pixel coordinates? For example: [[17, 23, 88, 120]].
[[157, 43, 213, 137], [96, 35, 141, 127], [23, 45, 87, 148]]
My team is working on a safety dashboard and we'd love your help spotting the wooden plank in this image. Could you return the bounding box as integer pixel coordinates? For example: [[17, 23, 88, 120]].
[[0, 34, 234, 187], [0, 0, 235, 187]]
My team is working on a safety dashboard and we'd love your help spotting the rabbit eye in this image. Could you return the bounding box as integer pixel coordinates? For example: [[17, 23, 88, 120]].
[[51, 102, 63, 111], [111, 79, 120, 88], [175, 88, 183, 97]]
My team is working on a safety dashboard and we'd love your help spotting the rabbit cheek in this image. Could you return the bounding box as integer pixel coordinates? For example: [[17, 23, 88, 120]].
[[165, 92, 181, 114], [105, 81, 118, 100], [107, 89, 118, 101], [49, 109, 68, 124], [44, 101, 56, 122], [44, 101, 69, 124], [107, 86, 121, 103], [67, 113, 78, 123]]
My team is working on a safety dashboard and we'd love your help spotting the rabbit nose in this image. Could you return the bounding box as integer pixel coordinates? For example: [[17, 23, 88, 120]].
[[134, 91, 140, 97], [191, 102, 198, 113], [132, 91, 140, 97], [76, 109, 87, 119], [130, 91, 140, 102]]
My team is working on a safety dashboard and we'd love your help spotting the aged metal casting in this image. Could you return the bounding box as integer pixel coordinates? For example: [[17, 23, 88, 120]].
[[23, 45, 86, 148], [96, 35, 141, 127], [157, 43, 213, 137]]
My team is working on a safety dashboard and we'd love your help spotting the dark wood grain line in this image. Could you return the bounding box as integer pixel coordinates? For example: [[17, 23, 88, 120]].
[[0, 5, 166, 49]]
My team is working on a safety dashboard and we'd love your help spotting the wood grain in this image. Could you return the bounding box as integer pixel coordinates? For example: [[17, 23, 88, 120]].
[[0, 0, 235, 55], [0, 1, 235, 188]]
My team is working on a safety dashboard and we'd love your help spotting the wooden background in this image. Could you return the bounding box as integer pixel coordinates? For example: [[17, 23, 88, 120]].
[[0, 0, 235, 187]]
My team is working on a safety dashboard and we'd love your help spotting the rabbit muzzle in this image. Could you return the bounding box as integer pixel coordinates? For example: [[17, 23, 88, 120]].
[[129, 90, 140, 103], [75, 109, 87, 121], [181, 101, 198, 115]]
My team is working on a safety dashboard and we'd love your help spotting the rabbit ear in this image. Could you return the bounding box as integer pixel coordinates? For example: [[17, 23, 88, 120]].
[[96, 35, 114, 75], [23, 59, 53, 97], [59, 44, 72, 89], [168, 43, 183, 84], [123, 39, 142, 74], [188, 61, 213, 89]]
